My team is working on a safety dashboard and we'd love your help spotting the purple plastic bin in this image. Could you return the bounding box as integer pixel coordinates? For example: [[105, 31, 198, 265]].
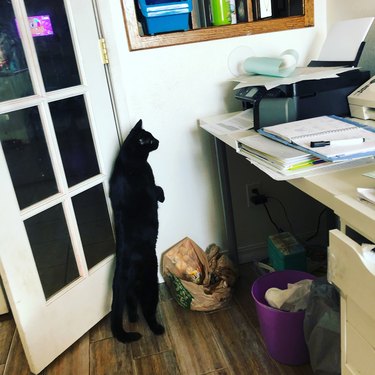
[[251, 270, 316, 365]]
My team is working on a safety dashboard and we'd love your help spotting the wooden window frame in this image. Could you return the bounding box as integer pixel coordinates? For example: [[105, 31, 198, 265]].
[[121, 0, 314, 51]]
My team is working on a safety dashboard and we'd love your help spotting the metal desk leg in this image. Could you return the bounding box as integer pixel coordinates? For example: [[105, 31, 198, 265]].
[[214, 138, 239, 264]]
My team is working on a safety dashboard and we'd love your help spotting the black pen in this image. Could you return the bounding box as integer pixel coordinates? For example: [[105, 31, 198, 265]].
[[310, 138, 365, 148]]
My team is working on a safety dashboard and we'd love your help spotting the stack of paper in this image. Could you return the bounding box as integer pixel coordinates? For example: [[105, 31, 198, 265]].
[[258, 115, 375, 162], [236, 134, 327, 175]]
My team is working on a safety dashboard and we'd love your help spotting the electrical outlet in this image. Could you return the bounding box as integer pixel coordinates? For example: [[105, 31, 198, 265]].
[[246, 182, 261, 207]]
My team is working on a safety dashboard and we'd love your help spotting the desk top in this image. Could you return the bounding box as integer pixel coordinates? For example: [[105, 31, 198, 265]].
[[200, 113, 375, 243]]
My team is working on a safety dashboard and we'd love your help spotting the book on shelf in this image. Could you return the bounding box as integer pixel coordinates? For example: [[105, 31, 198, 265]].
[[192, 0, 249, 28], [191, 0, 202, 28], [236, 0, 253, 22], [197, 0, 212, 27], [257, 115, 375, 162]]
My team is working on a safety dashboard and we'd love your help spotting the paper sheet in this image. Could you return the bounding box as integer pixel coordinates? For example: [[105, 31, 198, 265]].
[[232, 66, 358, 90], [247, 154, 375, 181], [319, 17, 374, 61], [200, 109, 254, 135]]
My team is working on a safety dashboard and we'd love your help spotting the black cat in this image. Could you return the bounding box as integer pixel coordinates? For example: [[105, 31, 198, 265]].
[[109, 119, 165, 343]]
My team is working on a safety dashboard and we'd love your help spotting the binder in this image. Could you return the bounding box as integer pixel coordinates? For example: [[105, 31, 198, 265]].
[[258, 115, 375, 162]]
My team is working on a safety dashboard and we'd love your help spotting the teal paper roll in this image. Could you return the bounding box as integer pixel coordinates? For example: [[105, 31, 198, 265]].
[[243, 49, 299, 78]]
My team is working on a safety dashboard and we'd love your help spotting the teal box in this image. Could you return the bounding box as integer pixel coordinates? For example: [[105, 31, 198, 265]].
[[267, 232, 306, 271], [138, 0, 192, 35]]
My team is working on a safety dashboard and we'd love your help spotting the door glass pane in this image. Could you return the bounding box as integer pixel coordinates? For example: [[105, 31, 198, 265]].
[[24, 204, 80, 299], [72, 184, 115, 269], [24, 0, 80, 91], [0, 1, 34, 101], [49, 96, 100, 187], [0, 107, 57, 209]]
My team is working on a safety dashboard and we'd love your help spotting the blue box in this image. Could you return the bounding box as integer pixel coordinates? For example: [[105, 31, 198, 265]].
[[138, 0, 192, 35], [267, 232, 307, 271]]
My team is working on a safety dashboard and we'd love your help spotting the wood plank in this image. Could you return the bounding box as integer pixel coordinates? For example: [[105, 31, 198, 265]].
[[90, 337, 134, 375], [3, 331, 32, 375], [159, 283, 173, 302], [43, 334, 89, 375], [90, 306, 172, 359], [160, 299, 228, 374], [209, 304, 314, 375], [129, 307, 172, 359], [1, 264, 315, 375], [209, 304, 281, 374], [233, 263, 265, 329], [204, 369, 231, 375], [89, 314, 112, 342], [0, 318, 15, 364], [133, 351, 181, 375]]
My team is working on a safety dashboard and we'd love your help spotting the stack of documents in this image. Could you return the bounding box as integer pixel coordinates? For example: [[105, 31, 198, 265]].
[[258, 115, 375, 162], [236, 134, 328, 176]]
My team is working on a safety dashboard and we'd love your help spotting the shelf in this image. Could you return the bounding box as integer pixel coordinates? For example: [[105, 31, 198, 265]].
[[121, 0, 314, 51]]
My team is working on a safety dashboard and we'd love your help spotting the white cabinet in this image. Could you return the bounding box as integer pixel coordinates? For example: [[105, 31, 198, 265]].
[[329, 229, 375, 375]]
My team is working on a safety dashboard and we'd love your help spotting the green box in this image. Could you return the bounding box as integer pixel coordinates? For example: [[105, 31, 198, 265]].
[[268, 232, 306, 271]]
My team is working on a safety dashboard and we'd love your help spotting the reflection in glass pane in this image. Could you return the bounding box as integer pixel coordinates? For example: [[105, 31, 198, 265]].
[[0, 1, 34, 101], [49, 96, 100, 187], [24, 204, 80, 299], [0, 107, 57, 209], [72, 185, 115, 269], [24, 0, 80, 91]]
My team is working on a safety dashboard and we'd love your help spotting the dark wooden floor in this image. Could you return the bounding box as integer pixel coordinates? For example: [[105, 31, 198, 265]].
[[0, 263, 313, 375]]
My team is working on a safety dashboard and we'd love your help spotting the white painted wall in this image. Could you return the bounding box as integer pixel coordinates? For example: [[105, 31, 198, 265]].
[[96, 0, 328, 263]]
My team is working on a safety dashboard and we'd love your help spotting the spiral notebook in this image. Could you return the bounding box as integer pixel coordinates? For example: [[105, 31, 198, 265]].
[[258, 115, 375, 162]]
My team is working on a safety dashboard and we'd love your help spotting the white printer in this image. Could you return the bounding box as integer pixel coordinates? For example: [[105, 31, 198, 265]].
[[348, 76, 375, 120]]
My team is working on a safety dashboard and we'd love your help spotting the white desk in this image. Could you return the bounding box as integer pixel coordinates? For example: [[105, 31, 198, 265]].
[[201, 114, 375, 375]]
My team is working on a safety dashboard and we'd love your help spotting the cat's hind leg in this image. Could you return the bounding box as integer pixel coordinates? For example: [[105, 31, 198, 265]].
[[140, 280, 165, 335], [126, 291, 139, 323], [111, 270, 142, 343]]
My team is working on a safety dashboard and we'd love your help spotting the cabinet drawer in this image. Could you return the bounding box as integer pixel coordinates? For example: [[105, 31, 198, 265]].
[[347, 297, 375, 354], [329, 229, 375, 375], [328, 229, 375, 318], [345, 322, 375, 375]]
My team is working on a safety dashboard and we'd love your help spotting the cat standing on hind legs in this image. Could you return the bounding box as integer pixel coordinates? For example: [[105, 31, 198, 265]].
[[109, 119, 165, 343]]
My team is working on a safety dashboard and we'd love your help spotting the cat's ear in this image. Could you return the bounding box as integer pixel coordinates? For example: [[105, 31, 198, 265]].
[[134, 119, 143, 130]]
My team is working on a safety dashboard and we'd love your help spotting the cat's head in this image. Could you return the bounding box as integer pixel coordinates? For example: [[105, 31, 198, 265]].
[[122, 120, 159, 159]]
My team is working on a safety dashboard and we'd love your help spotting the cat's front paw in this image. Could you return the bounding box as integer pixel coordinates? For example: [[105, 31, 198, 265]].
[[156, 186, 165, 203]]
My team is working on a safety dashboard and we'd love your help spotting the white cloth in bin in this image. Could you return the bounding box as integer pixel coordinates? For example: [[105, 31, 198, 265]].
[[265, 279, 313, 312]]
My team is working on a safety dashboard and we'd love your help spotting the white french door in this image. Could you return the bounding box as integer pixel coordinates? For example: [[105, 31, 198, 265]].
[[0, 0, 119, 373]]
